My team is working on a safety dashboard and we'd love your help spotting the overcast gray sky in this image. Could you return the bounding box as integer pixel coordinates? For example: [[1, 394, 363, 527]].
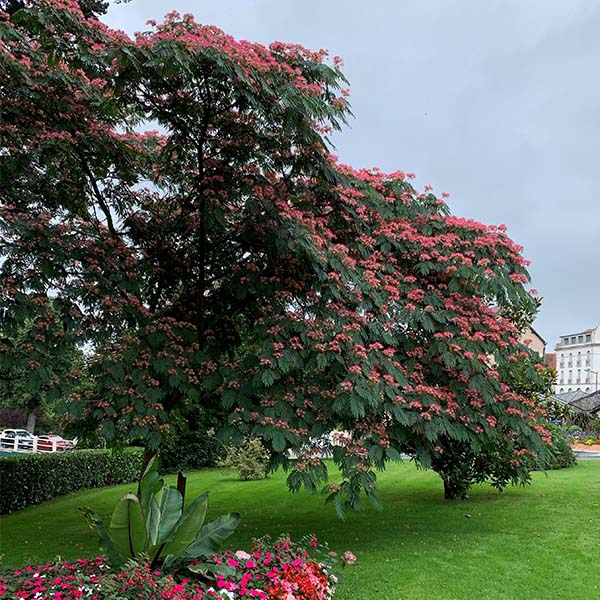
[[105, 0, 600, 350]]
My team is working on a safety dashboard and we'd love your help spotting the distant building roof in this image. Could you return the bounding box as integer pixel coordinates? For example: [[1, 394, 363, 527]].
[[546, 390, 589, 406], [570, 390, 600, 415]]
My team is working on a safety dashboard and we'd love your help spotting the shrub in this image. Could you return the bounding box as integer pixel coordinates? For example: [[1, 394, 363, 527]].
[[0, 407, 28, 429], [589, 419, 600, 434], [159, 429, 225, 473], [0, 448, 143, 515], [534, 426, 576, 470], [220, 437, 270, 481]]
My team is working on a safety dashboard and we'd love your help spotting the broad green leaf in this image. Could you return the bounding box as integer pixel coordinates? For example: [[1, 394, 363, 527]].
[[80, 507, 124, 568], [157, 486, 183, 540], [108, 493, 147, 559], [161, 492, 208, 558], [182, 513, 241, 559], [145, 495, 160, 548], [139, 455, 162, 517]]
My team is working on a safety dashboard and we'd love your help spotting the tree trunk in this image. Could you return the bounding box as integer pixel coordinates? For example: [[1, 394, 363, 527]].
[[443, 477, 469, 500], [26, 410, 37, 434]]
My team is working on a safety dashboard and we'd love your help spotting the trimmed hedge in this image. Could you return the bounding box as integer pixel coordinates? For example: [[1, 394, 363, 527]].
[[0, 448, 143, 515]]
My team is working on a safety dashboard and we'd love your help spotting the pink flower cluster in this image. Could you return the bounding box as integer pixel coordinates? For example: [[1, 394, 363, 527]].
[[0, 537, 351, 600]]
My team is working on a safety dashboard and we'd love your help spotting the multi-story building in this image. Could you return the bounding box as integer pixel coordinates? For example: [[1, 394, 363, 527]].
[[554, 323, 600, 393]]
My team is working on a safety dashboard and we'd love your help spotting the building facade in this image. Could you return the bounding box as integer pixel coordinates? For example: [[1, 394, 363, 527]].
[[544, 352, 557, 370], [554, 323, 600, 394], [519, 326, 546, 358]]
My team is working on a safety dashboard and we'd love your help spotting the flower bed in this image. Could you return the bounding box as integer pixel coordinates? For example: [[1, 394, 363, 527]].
[[0, 537, 352, 599], [565, 430, 600, 447]]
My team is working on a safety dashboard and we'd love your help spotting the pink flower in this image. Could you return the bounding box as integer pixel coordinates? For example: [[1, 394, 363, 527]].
[[342, 550, 357, 565]]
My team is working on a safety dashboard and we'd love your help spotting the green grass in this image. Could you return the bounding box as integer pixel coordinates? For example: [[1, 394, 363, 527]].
[[2, 461, 599, 600]]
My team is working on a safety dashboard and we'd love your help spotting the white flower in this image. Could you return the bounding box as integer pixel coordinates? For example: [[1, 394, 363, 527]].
[[234, 550, 251, 560], [208, 588, 236, 600]]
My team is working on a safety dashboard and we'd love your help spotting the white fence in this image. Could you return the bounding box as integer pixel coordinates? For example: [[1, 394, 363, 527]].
[[0, 437, 76, 454]]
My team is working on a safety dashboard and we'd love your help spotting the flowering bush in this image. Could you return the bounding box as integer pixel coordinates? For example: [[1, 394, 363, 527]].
[[0, 537, 349, 599], [0, 557, 210, 599], [204, 536, 340, 600]]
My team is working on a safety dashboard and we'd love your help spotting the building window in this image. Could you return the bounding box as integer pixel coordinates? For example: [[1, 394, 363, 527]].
[[586, 371, 591, 383], [568, 353, 573, 367], [586, 334, 592, 342], [560, 356, 565, 368], [578, 335, 584, 343], [577, 370, 581, 384], [571, 336, 577, 344], [568, 371, 572, 384], [563, 337, 570, 346], [586, 351, 591, 366]]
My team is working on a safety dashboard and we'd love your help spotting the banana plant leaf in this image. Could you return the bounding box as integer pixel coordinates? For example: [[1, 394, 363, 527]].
[[160, 492, 208, 558], [139, 455, 163, 517], [80, 507, 124, 568], [108, 493, 147, 559], [145, 485, 183, 550], [182, 513, 240, 559]]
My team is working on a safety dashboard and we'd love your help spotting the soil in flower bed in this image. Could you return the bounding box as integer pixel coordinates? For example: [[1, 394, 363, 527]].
[[571, 443, 600, 451]]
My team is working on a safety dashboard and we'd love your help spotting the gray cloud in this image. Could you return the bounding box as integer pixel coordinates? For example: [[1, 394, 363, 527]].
[[105, 0, 600, 348]]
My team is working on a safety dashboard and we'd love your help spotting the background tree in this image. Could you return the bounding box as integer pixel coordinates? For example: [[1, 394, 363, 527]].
[[0, 1, 550, 513], [0, 298, 87, 432], [0, 0, 109, 18]]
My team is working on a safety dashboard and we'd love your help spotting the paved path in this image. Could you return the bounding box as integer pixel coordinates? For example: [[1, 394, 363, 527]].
[[575, 450, 600, 460]]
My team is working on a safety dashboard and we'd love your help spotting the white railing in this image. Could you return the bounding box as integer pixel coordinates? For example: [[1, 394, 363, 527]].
[[0, 437, 77, 454]]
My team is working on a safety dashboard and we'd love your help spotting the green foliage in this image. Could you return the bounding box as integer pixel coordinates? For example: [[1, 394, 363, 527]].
[[564, 411, 594, 430], [159, 429, 225, 473], [541, 398, 572, 422], [0, 299, 88, 433], [532, 425, 576, 470], [588, 419, 600, 434], [0, 0, 110, 18], [220, 437, 270, 480], [80, 455, 240, 571], [427, 435, 533, 500], [0, 448, 143, 515]]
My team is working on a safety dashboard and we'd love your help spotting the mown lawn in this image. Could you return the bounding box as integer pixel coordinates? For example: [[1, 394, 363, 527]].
[[1, 460, 599, 600]]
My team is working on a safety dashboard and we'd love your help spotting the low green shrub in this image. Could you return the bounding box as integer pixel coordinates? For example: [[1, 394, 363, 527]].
[[0, 448, 143, 515], [219, 437, 270, 480], [589, 419, 600, 434]]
